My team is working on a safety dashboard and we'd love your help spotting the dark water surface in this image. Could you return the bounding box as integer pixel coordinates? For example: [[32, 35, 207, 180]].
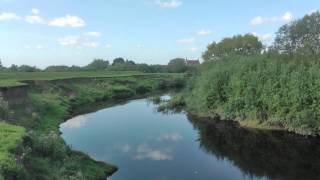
[[60, 96, 320, 180]]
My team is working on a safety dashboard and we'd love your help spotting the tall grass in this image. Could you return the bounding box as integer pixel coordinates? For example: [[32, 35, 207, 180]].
[[0, 122, 25, 176]]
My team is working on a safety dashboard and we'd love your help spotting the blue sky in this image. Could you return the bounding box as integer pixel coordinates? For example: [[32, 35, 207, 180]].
[[0, 0, 319, 68]]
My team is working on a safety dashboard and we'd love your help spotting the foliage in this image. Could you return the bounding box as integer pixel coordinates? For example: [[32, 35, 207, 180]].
[[112, 57, 125, 65], [157, 95, 186, 112], [17, 65, 40, 72], [167, 58, 187, 73], [274, 11, 320, 58], [84, 59, 110, 71], [185, 12, 320, 136], [202, 34, 263, 61], [0, 122, 26, 179], [45, 65, 81, 72], [186, 55, 320, 135]]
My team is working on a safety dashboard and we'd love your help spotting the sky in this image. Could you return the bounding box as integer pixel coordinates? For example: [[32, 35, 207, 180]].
[[0, 0, 319, 68]]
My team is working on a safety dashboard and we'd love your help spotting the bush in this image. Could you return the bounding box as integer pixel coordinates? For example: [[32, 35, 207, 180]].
[[135, 84, 152, 94], [186, 55, 320, 135], [111, 86, 135, 99], [31, 132, 67, 160]]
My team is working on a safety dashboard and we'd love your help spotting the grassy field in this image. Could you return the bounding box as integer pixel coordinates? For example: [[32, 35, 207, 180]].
[[0, 122, 25, 174], [0, 71, 147, 87]]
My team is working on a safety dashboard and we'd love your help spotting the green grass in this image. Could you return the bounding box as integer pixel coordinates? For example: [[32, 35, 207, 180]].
[[0, 71, 183, 87], [0, 71, 141, 87], [0, 122, 25, 171]]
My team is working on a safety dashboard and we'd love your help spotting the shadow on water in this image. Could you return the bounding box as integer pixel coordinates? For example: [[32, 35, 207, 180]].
[[187, 114, 320, 180]]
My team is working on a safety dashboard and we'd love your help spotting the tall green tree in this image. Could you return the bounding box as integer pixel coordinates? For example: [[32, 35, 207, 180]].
[[202, 34, 263, 61], [168, 58, 187, 73], [85, 59, 109, 71], [274, 11, 320, 57], [9, 64, 18, 72], [112, 57, 125, 66]]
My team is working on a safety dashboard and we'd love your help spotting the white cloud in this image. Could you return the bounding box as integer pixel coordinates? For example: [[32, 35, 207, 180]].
[[49, 14, 85, 27], [0, 12, 21, 21], [106, 44, 112, 48], [58, 36, 82, 46], [158, 133, 183, 141], [251, 32, 273, 43], [189, 47, 200, 52], [250, 11, 294, 26], [57, 33, 101, 48], [35, 44, 43, 49], [282, 12, 293, 21], [134, 144, 172, 161], [0, 10, 87, 28], [82, 42, 99, 48], [31, 8, 40, 14], [25, 15, 44, 24], [197, 29, 211, 36], [177, 38, 195, 45], [154, 0, 182, 9], [84, 31, 102, 37]]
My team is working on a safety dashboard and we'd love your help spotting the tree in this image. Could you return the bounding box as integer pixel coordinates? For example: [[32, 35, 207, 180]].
[[45, 66, 71, 72], [125, 60, 136, 65], [202, 34, 263, 61], [85, 59, 109, 71], [9, 64, 18, 72], [274, 11, 320, 57], [18, 65, 39, 72], [168, 58, 187, 73], [112, 57, 125, 66]]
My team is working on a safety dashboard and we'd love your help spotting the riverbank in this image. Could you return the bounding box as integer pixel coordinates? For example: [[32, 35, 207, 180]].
[[0, 73, 185, 179], [157, 92, 320, 138]]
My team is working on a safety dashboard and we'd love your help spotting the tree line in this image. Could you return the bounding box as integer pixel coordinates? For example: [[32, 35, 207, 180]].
[[0, 56, 196, 73]]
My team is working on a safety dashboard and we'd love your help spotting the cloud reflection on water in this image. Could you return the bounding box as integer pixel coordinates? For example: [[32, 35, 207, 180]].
[[133, 144, 173, 161], [157, 133, 183, 141], [61, 115, 88, 129]]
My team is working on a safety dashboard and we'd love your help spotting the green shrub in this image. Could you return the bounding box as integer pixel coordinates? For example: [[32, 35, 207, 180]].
[[186, 55, 320, 135], [31, 132, 67, 160], [111, 85, 135, 99], [135, 84, 152, 94]]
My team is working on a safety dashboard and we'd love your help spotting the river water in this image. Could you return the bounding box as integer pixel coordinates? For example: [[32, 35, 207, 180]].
[[60, 96, 320, 180]]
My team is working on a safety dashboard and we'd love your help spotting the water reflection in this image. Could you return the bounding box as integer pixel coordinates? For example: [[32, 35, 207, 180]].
[[157, 133, 183, 141], [133, 144, 173, 161], [188, 114, 320, 180], [61, 115, 88, 129], [113, 144, 131, 153], [60, 96, 320, 180]]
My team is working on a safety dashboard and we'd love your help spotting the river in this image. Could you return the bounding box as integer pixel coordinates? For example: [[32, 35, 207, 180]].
[[60, 96, 320, 180]]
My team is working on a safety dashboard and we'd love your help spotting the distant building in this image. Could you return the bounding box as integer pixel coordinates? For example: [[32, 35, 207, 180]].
[[185, 58, 200, 66]]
